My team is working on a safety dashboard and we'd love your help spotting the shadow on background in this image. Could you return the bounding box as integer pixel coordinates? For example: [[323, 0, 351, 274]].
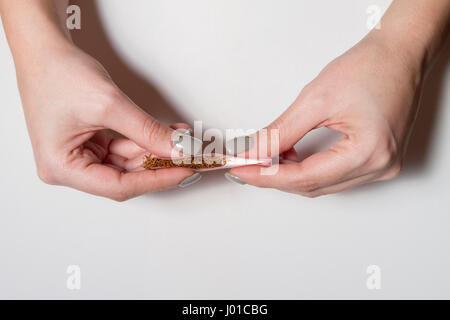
[[70, 0, 184, 125], [404, 41, 450, 173]]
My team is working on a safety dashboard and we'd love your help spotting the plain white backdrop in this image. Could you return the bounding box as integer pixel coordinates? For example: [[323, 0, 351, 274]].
[[0, 0, 449, 299]]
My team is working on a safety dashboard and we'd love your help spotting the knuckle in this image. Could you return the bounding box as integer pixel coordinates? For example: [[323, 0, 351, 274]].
[[380, 162, 403, 181], [143, 117, 164, 144], [370, 149, 394, 171], [297, 83, 327, 108], [298, 191, 321, 198], [35, 154, 59, 185], [392, 162, 403, 177], [91, 85, 122, 119], [296, 180, 320, 193], [269, 117, 283, 131], [110, 191, 129, 202], [100, 84, 121, 107], [366, 140, 398, 172], [110, 179, 135, 202], [36, 165, 56, 185]]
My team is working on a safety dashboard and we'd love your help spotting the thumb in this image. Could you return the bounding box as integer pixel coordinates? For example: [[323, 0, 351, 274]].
[[104, 97, 201, 158], [233, 101, 326, 159]]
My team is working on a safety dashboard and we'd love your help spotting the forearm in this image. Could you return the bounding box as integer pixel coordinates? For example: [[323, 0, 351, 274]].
[[368, 0, 450, 76], [0, 0, 71, 70]]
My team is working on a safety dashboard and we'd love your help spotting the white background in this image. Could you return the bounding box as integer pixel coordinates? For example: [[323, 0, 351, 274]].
[[1, 0, 449, 299]]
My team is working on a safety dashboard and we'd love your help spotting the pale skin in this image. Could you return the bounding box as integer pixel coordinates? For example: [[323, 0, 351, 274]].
[[0, 0, 196, 201], [230, 0, 450, 197], [1, 1, 449, 200]]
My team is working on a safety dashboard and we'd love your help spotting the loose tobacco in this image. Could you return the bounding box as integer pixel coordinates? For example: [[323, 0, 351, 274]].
[[143, 154, 226, 170]]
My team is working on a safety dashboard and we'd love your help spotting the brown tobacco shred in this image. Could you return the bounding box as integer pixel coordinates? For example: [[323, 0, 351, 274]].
[[143, 154, 226, 170]]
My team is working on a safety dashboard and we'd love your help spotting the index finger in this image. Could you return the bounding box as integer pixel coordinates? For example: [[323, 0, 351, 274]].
[[229, 136, 364, 193]]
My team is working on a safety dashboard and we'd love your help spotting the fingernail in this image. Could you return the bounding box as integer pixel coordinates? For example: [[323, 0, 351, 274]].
[[173, 132, 203, 155], [225, 135, 254, 156], [178, 173, 202, 188], [224, 172, 246, 185], [181, 128, 193, 136]]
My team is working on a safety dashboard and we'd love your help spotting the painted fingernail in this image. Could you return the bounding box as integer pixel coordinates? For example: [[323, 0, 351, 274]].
[[178, 173, 202, 188], [181, 128, 193, 136], [173, 132, 203, 155], [225, 135, 254, 156], [224, 172, 246, 185]]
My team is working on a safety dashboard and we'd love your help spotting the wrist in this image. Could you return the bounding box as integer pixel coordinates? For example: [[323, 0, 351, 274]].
[[366, 0, 450, 79], [1, 0, 73, 72], [363, 31, 425, 88]]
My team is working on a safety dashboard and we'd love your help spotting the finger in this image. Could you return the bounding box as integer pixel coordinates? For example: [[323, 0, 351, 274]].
[[68, 163, 195, 201], [304, 157, 402, 197], [170, 123, 191, 132], [104, 96, 201, 157], [105, 152, 149, 172], [104, 98, 173, 157], [107, 139, 147, 172], [230, 163, 302, 190], [121, 121, 204, 171], [104, 153, 128, 168], [169, 122, 202, 155], [230, 136, 365, 191], [242, 99, 327, 159], [300, 171, 380, 197], [280, 148, 300, 163], [109, 138, 146, 159], [104, 163, 126, 172], [80, 131, 113, 161], [170, 123, 193, 141], [107, 124, 194, 171]]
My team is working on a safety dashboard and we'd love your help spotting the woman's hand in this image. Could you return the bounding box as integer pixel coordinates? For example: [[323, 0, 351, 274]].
[[229, 36, 421, 197], [0, 0, 201, 200], [228, 0, 450, 197]]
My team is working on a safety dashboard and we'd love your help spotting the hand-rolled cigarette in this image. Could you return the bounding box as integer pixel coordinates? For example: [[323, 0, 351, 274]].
[[142, 154, 272, 172]]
